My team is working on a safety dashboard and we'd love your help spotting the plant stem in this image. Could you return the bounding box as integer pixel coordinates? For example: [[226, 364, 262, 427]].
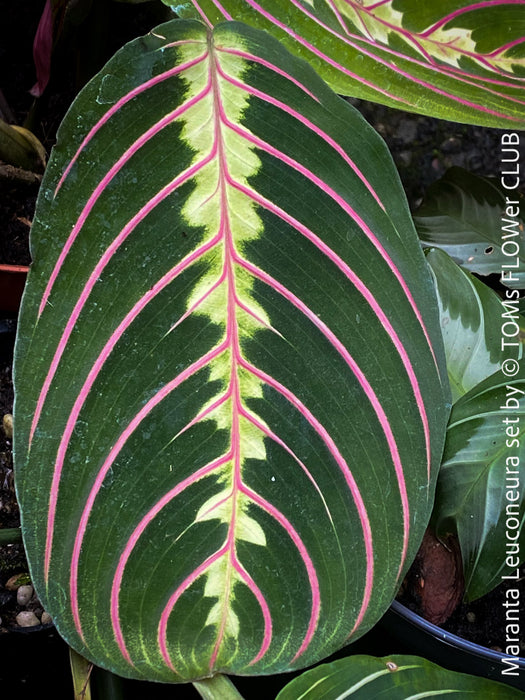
[[0, 527, 23, 545], [192, 674, 245, 700], [69, 647, 92, 700]]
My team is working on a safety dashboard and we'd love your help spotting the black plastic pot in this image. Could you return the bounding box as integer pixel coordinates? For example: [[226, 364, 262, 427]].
[[381, 600, 525, 691], [0, 624, 73, 695], [2, 600, 523, 697], [0, 619, 399, 699]]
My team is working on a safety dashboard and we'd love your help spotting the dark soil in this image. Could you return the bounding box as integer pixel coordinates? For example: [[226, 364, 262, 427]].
[[0, 0, 523, 672], [399, 530, 525, 655], [0, 177, 36, 266], [442, 568, 525, 654], [0, 330, 32, 633], [351, 97, 525, 210], [0, 355, 16, 529]]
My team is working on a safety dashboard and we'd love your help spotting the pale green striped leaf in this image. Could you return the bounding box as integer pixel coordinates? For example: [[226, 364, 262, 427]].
[[171, 1, 525, 127], [425, 248, 523, 403], [277, 655, 524, 698], [415, 168, 525, 289], [433, 368, 525, 601]]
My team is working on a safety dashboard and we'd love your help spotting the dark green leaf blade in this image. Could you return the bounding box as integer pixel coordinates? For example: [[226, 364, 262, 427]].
[[14, 19, 448, 682]]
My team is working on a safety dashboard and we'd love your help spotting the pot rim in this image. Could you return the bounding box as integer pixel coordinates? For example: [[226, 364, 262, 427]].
[[0, 264, 29, 273], [391, 600, 525, 668]]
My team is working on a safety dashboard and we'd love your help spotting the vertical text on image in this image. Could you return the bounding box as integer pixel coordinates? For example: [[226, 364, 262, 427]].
[[499, 132, 522, 679]]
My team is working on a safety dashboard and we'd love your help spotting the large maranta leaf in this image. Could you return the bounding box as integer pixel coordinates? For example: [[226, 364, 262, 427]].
[[14, 19, 448, 682], [432, 368, 525, 601], [276, 655, 525, 698], [169, 0, 525, 128]]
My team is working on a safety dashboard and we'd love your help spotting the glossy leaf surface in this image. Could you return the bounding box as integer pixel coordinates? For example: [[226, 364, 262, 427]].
[[415, 168, 525, 289], [426, 247, 523, 402], [276, 655, 525, 698], [14, 19, 448, 682], [433, 368, 525, 601], [171, 0, 525, 127]]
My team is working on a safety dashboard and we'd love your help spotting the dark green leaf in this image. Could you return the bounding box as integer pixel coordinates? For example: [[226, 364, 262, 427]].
[[416, 168, 525, 289], [14, 19, 448, 681]]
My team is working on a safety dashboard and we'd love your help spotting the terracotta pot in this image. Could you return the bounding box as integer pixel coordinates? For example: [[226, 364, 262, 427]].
[[0, 264, 29, 315], [380, 600, 525, 691]]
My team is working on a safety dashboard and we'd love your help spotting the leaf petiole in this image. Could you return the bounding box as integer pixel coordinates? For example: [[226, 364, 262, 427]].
[[192, 674, 245, 700]]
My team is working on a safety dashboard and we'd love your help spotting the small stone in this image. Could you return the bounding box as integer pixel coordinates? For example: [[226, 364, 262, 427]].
[[16, 611, 40, 627], [2, 414, 13, 439], [41, 611, 52, 625], [466, 611, 476, 623], [441, 137, 462, 154], [16, 584, 33, 606], [396, 150, 412, 167], [5, 572, 31, 591]]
